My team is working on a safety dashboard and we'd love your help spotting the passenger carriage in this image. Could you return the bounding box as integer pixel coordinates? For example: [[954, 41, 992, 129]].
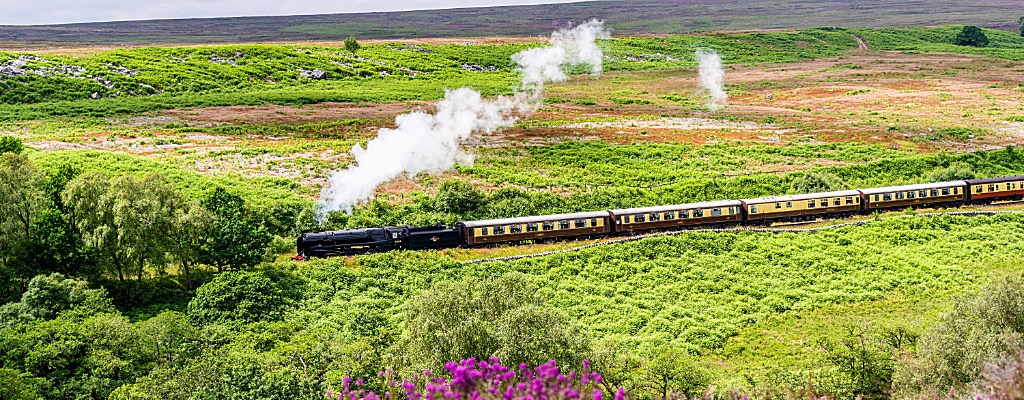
[[608, 200, 743, 232], [966, 176, 1024, 202], [457, 211, 612, 246], [859, 181, 967, 210], [742, 190, 862, 224]]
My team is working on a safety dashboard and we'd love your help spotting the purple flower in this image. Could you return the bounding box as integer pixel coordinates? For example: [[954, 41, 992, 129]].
[[327, 358, 624, 400]]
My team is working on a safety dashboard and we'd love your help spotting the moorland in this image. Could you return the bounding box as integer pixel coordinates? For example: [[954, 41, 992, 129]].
[[2, 12, 1024, 400]]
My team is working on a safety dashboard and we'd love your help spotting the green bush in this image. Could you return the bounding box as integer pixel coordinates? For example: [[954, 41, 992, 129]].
[[401, 273, 589, 372], [894, 274, 1024, 396], [954, 26, 990, 47], [187, 269, 304, 327], [0, 136, 23, 154]]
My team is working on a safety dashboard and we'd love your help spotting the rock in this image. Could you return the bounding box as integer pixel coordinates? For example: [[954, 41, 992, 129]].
[[91, 92, 100, 99], [0, 65, 23, 76], [298, 68, 327, 79], [461, 64, 498, 72], [109, 66, 138, 76]]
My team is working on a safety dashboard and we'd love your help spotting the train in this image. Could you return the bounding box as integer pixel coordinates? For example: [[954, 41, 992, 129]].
[[295, 175, 1024, 258]]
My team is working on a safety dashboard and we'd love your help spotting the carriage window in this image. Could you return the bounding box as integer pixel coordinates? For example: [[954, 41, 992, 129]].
[[559, 221, 570, 229], [883, 194, 892, 201], [543, 222, 555, 231], [930, 189, 939, 197], [750, 205, 758, 214], [954, 187, 959, 194], [820, 199, 829, 207], [591, 218, 598, 227], [679, 210, 689, 218], [920, 190, 928, 197], [908, 191, 915, 199], [693, 209, 704, 217], [808, 200, 816, 208], [494, 226, 505, 235], [480, 227, 489, 236], [895, 192, 904, 200], [834, 198, 841, 206], [976, 186, 983, 193], [526, 223, 538, 232], [664, 212, 675, 220], [786, 202, 792, 208], [575, 219, 587, 228], [510, 225, 523, 234], [846, 197, 854, 205], [634, 214, 646, 223], [989, 184, 995, 192], [711, 208, 722, 216], [873, 195, 879, 201], [942, 188, 950, 195], [621, 215, 630, 224], [650, 213, 661, 222], [775, 202, 782, 209]]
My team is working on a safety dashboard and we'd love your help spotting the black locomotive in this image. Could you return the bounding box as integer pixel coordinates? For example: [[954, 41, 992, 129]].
[[296, 225, 460, 258]]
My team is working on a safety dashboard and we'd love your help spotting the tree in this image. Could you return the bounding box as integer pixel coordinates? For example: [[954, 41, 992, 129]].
[[640, 345, 709, 399], [137, 311, 197, 365], [434, 180, 485, 215], [0, 135, 23, 154], [19, 273, 114, 320], [819, 325, 896, 400], [200, 187, 271, 271], [894, 274, 1024, 396], [62, 172, 186, 284], [344, 36, 361, 55], [402, 273, 589, 372], [954, 25, 989, 47], [790, 170, 846, 194], [0, 154, 50, 299], [1019, 16, 1024, 37], [186, 269, 304, 327]]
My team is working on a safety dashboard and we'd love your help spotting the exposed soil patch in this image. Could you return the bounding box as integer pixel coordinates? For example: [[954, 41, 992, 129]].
[[160, 101, 428, 124]]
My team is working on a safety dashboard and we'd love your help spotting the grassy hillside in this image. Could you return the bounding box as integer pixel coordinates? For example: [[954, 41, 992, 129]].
[[2, 26, 1022, 121]]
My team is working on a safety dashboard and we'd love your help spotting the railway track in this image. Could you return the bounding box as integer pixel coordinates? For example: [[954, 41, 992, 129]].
[[468, 210, 1024, 264]]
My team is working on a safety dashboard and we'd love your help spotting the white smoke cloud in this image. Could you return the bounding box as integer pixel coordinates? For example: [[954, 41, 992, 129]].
[[318, 20, 610, 213], [696, 49, 727, 111]]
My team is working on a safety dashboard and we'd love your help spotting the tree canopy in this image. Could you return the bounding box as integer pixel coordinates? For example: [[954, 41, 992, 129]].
[[344, 36, 361, 55], [953, 25, 989, 47]]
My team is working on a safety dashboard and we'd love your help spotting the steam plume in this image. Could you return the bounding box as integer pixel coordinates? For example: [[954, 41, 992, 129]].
[[696, 49, 727, 111], [318, 20, 610, 213]]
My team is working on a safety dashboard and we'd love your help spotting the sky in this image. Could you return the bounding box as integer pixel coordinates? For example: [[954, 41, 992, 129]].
[[0, 0, 586, 25]]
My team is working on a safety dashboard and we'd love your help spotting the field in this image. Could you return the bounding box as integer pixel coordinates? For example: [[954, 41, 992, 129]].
[[2, 21, 1024, 400]]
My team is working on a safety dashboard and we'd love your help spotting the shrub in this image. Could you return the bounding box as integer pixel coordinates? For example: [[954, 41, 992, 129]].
[[925, 162, 976, 182], [790, 170, 846, 194], [186, 269, 304, 326], [327, 358, 622, 400], [954, 26, 990, 47], [894, 274, 1024, 396], [402, 273, 589, 371], [0, 136, 22, 154]]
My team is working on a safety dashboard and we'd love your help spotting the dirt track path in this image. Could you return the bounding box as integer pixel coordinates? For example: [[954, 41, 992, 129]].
[[852, 34, 870, 51]]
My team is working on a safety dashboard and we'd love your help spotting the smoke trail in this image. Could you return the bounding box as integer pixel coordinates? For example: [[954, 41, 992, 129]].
[[695, 49, 727, 111], [318, 20, 610, 213]]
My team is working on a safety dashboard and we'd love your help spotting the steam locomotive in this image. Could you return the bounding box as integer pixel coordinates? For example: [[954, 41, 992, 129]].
[[296, 175, 1024, 258]]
